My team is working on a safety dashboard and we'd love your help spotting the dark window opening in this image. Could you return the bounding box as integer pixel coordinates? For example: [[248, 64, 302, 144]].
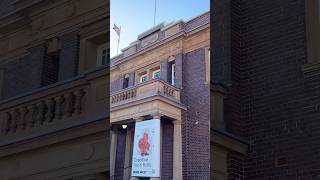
[[106, 48, 110, 66], [41, 51, 60, 87], [123, 76, 129, 89]]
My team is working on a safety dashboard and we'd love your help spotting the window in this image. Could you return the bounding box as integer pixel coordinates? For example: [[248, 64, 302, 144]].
[[123, 75, 129, 89], [152, 69, 161, 79], [171, 63, 176, 85], [140, 74, 148, 83], [41, 51, 60, 87], [97, 43, 109, 66]]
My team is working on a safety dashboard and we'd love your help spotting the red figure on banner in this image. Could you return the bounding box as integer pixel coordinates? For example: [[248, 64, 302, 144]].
[[139, 132, 150, 156]]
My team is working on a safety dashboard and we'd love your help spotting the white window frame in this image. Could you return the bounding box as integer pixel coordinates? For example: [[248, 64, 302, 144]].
[[96, 43, 108, 67], [206, 48, 210, 83], [171, 63, 176, 85], [152, 69, 161, 79], [139, 74, 149, 83]]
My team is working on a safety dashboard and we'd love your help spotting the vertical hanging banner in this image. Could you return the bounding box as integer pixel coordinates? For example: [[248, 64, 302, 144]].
[[131, 119, 161, 177]]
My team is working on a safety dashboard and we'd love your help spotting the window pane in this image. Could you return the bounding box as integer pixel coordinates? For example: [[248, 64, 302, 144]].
[[154, 71, 160, 79], [141, 75, 148, 82], [171, 63, 176, 85]]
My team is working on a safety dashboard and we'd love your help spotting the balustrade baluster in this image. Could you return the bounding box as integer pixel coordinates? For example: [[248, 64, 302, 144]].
[[45, 99, 55, 123], [36, 102, 45, 125], [9, 110, 17, 133], [63, 92, 73, 118], [74, 89, 85, 114], [18, 107, 27, 130], [125, 91, 128, 100], [3, 112, 11, 134], [128, 90, 132, 99], [26, 105, 36, 128], [54, 96, 64, 120]]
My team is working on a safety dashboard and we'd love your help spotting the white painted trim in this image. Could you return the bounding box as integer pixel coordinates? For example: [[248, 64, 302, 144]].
[[171, 63, 176, 85]]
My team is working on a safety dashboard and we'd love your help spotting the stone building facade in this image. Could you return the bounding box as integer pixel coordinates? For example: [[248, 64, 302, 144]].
[[212, 0, 320, 179], [110, 12, 210, 180], [0, 0, 109, 179]]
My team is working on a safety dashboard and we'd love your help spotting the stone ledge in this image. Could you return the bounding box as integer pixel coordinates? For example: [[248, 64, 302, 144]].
[[0, 119, 108, 157], [303, 62, 320, 78], [211, 128, 248, 155]]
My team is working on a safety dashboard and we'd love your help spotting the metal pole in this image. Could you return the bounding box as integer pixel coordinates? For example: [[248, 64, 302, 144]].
[[154, 0, 157, 25], [117, 38, 119, 55], [117, 27, 121, 55]]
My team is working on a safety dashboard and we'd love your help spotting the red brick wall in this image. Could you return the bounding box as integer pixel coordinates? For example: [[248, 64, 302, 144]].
[[228, 153, 245, 180], [161, 119, 173, 179], [214, 0, 320, 179], [181, 48, 210, 179]]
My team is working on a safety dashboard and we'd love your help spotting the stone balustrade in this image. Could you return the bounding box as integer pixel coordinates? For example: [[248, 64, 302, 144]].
[[1, 88, 86, 135], [0, 67, 108, 145], [111, 79, 180, 107], [111, 88, 137, 104]]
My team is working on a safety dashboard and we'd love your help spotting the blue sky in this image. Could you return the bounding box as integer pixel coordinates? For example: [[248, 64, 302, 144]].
[[110, 0, 210, 58]]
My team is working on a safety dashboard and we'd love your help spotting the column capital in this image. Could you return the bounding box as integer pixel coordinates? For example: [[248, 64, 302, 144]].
[[110, 124, 119, 131], [151, 113, 162, 119], [172, 120, 182, 125], [133, 116, 144, 122], [129, 177, 140, 180], [127, 123, 135, 130]]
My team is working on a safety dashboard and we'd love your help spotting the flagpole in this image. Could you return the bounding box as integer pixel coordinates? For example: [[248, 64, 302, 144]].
[[117, 26, 121, 55], [154, 0, 157, 25]]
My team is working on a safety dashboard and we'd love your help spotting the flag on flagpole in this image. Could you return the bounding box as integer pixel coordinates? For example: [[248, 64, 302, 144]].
[[113, 24, 121, 37], [113, 24, 121, 55]]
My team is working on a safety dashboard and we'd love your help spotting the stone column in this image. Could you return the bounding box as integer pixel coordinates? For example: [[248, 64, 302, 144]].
[[147, 69, 151, 80], [118, 74, 124, 90], [160, 59, 168, 82], [173, 120, 183, 180], [59, 30, 80, 81], [128, 71, 135, 87], [123, 125, 134, 180], [212, 84, 226, 131], [175, 53, 183, 89], [110, 126, 118, 180], [150, 114, 162, 180]]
